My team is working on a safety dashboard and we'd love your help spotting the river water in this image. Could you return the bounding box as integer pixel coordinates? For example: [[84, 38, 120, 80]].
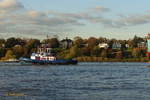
[[0, 62, 150, 100]]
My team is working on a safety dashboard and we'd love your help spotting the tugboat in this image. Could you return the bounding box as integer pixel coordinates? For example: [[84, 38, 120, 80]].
[[19, 44, 78, 65]]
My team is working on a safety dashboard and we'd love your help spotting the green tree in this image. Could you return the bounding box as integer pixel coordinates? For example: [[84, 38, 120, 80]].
[[26, 39, 40, 49], [0, 39, 5, 44], [24, 39, 40, 57], [5, 37, 18, 48], [132, 35, 145, 48], [65, 46, 79, 59], [0, 48, 6, 58]]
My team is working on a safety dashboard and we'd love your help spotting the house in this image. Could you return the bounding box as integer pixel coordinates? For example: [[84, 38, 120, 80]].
[[112, 42, 121, 49], [98, 43, 109, 49], [137, 42, 146, 49], [60, 38, 73, 49], [0, 43, 5, 48], [79, 43, 88, 48], [125, 44, 129, 48]]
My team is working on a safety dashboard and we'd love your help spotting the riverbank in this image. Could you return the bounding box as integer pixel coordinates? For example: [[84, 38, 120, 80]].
[[76, 57, 148, 62], [0, 57, 148, 63], [0, 58, 19, 62]]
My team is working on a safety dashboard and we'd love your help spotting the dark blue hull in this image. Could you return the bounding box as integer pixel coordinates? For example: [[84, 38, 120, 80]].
[[19, 58, 78, 65]]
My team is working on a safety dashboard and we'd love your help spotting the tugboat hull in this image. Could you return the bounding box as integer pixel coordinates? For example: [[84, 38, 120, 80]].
[[19, 58, 78, 65]]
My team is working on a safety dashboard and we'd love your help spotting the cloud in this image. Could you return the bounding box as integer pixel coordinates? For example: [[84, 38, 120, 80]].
[[0, 0, 150, 38], [0, 0, 113, 37], [91, 6, 110, 13], [27, 10, 46, 18], [108, 14, 150, 28], [0, 0, 85, 36], [0, 0, 23, 13]]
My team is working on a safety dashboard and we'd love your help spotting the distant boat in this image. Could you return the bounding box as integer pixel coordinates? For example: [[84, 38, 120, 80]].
[[19, 44, 78, 65]]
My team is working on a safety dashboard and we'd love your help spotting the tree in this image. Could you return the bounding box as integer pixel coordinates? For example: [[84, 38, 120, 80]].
[[16, 38, 26, 46], [0, 48, 6, 58], [48, 38, 59, 48], [13, 45, 24, 58], [65, 46, 79, 59], [132, 35, 145, 48], [26, 39, 40, 49], [98, 37, 108, 43], [91, 46, 100, 56], [5, 37, 18, 48], [74, 37, 84, 47], [43, 38, 59, 48], [108, 40, 114, 49], [0, 39, 5, 44], [1, 50, 15, 60], [24, 39, 40, 57], [82, 47, 91, 56], [120, 40, 127, 51], [132, 48, 141, 58], [87, 37, 98, 48], [100, 49, 107, 58]]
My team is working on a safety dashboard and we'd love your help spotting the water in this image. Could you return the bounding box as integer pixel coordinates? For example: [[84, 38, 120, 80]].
[[0, 62, 150, 100]]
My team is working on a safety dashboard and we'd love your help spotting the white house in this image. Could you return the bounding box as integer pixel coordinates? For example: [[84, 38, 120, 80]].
[[137, 42, 146, 48], [112, 42, 121, 49], [98, 43, 109, 49]]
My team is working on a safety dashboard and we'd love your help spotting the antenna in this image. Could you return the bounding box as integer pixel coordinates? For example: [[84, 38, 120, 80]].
[[47, 34, 49, 39]]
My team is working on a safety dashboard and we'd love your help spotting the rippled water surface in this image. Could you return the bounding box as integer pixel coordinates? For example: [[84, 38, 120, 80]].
[[0, 62, 150, 100]]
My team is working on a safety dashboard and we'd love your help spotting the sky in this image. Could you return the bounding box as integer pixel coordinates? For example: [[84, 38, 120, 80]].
[[0, 0, 150, 39]]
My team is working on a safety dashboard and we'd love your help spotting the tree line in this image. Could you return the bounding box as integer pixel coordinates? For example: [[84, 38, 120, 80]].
[[0, 35, 148, 62]]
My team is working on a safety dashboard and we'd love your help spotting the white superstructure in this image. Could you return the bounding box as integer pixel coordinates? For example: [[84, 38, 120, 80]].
[[30, 44, 56, 61]]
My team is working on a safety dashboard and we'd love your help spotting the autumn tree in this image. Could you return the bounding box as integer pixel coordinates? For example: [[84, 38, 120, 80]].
[[65, 46, 79, 59], [81, 47, 91, 56], [74, 36, 84, 48], [100, 49, 107, 58], [132, 48, 141, 58], [1, 50, 15, 60], [87, 37, 98, 48], [13, 45, 24, 58], [98, 37, 108, 43], [91, 46, 100, 56]]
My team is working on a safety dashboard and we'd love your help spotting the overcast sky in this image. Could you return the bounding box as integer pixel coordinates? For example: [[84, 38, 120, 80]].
[[0, 0, 150, 39]]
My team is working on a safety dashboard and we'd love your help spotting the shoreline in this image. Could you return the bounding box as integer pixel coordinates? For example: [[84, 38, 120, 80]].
[[76, 57, 148, 62], [0, 56, 149, 63], [0, 59, 148, 63]]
